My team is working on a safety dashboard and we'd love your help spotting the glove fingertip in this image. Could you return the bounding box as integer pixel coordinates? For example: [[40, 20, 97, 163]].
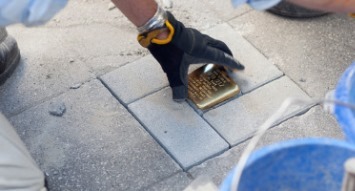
[[172, 86, 188, 102], [224, 53, 245, 70], [236, 62, 245, 70]]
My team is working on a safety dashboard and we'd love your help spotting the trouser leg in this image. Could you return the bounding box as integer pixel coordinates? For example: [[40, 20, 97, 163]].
[[0, 113, 46, 191]]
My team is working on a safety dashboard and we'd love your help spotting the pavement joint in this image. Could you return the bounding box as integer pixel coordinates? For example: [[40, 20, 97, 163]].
[[87, 54, 149, 77], [240, 33, 271, 60], [4, 90, 66, 118], [240, 73, 285, 94], [140, 171, 190, 190], [182, 146, 230, 171], [128, 87, 230, 170], [231, 97, 319, 147], [226, 9, 254, 22], [99, 78, 188, 171], [4, 75, 98, 118], [125, 84, 170, 105], [187, 93, 243, 116]]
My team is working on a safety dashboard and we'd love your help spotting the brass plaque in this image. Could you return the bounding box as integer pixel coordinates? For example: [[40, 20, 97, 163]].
[[188, 64, 240, 110]]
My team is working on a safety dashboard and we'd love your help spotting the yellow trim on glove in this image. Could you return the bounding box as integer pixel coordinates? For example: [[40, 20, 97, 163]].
[[137, 20, 175, 48], [151, 20, 175, 45], [137, 29, 164, 48]]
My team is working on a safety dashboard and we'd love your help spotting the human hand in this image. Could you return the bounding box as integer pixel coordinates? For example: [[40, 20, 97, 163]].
[[139, 12, 244, 102]]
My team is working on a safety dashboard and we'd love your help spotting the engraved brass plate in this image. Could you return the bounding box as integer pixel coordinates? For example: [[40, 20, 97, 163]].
[[188, 64, 240, 110]]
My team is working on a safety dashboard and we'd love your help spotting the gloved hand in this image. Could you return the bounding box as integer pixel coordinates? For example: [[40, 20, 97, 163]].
[[231, 0, 282, 10], [0, 0, 67, 27], [140, 11, 245, 102]]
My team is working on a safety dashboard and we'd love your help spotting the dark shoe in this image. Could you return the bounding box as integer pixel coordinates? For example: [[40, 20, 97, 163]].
[[0, 28, 21, 85], [268, 1, 329, 18]]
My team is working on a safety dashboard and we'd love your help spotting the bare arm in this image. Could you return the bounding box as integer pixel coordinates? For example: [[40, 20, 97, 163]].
[[288, 0, 355, 12], [111, 0, 158, 27]]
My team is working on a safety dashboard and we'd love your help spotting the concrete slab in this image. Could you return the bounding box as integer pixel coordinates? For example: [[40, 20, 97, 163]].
[[9, 80, 180, 191], [43, 0, 129, 28], [190, 106, 344, 186], [229, 11, 355, 98], [205, 23, 284, 93], [200, 1, 252, 21], [100, 55, 168, 105], [144, 172, 193, 191], [48, 0, 222, 31], [0, 27, 93, 117], [47, 24, 148, 76], [165, 1, 222, 31], [204, 77, 311, 146], [129, 88, 229, 170]]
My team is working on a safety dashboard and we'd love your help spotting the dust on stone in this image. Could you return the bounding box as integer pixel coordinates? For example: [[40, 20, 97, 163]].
[[119, 49, 148, 57]]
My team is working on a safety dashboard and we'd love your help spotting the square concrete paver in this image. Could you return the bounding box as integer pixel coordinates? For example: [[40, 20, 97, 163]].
[[190, 106, 344, 186], [204, 23, 283, 93], [229, 11, 355, 98], [9, 80, 180, 191], [129, 88, 229, 170], [204, 76, 311, 146], [101, 55, 168, 105], [201, 1, 252, 21]]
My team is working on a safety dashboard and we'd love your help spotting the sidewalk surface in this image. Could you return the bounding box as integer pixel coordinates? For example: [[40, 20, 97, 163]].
[[1, 0, 355, 190]]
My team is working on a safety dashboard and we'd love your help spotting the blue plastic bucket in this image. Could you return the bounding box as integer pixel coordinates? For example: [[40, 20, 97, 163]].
[[334, 62, 355, 143], [220, 138, 355, 191]]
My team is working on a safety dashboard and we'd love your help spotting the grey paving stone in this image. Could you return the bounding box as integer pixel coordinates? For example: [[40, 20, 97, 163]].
[[86, 54, 149, 77], [229, 11, 355, 98], [100, 55, 168, 105], [190, 106, 344, 186], [144, 172, 193, 191], [166, 1, 222, 31], [43, 0, 129, 28], [204, 77, 311, 146], [205, 23, 284, 93], [51, 24, 148, 75], [201, 1, 252, 21], [0, 27, 93, 117], [9, 80, 180, 191], [8, 22, 148, 76], [129, 88, 229, 170], [47, 0, 223, 31]]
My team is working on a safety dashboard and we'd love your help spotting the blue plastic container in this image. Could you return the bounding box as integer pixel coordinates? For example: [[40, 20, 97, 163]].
[[334, 62, 355, 143], [220, 138, 355, 191], [220, 63, 355, 191]]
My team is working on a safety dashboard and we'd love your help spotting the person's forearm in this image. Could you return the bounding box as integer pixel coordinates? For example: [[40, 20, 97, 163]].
[[288, 0, 355, 12], [111, 0, 158, 27]]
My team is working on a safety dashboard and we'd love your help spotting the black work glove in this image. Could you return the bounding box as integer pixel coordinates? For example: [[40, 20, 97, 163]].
[[145, 12, 245, 102]]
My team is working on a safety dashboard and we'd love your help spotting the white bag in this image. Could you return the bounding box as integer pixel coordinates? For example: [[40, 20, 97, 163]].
[[0, 0, 67, 26]]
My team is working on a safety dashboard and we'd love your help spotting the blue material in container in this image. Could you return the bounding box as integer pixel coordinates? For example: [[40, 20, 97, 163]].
[[220, 138, 355, 191], [334, 62, 355, 143]]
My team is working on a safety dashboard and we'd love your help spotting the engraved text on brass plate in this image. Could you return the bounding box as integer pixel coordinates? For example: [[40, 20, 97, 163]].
[[188, 64, 240, 110]]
